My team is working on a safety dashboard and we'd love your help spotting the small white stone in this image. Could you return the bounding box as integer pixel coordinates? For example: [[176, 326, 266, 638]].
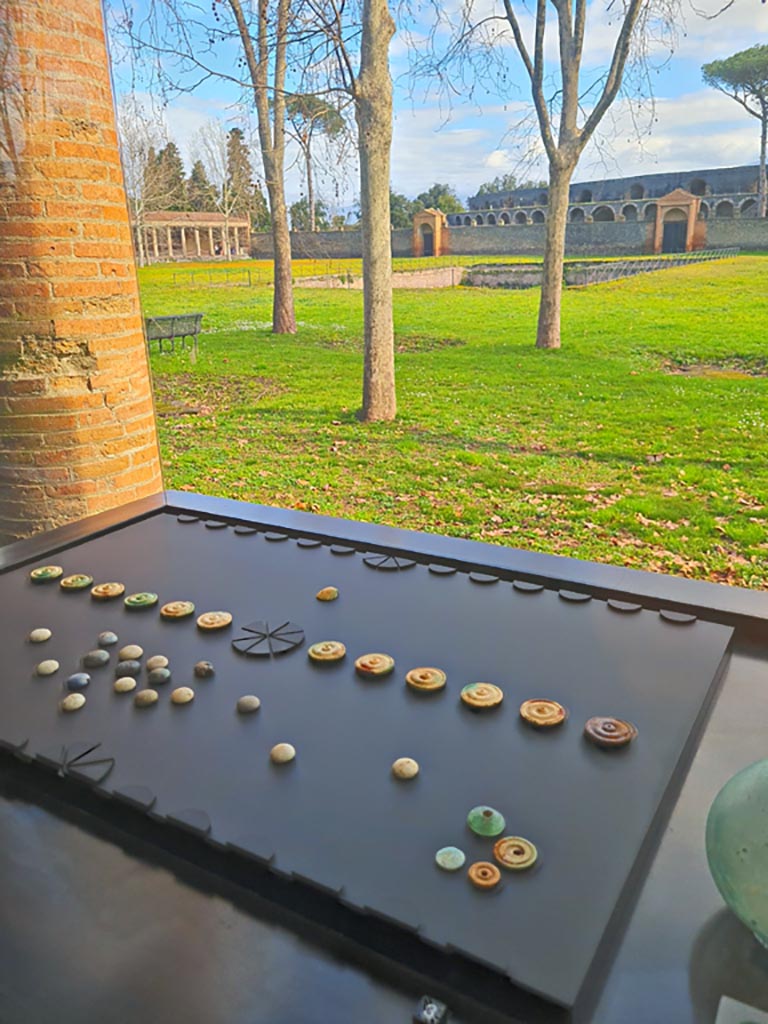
[[237, 695, 261, 714], [146, 655, 169, 671], [119, 644, 143, 660], [36, 660, 59, 676], [114, 677, 137, 694], [171, 686, 194, 705], [392, 757, 419, 780], [29, 628, 52, 643], [270, 742, 296, 764], [60, 693, 86, 712]]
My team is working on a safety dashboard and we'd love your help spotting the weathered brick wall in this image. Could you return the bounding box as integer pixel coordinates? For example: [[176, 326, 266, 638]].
[[705, 219, 768, 251], [0, 0, 163, 545]]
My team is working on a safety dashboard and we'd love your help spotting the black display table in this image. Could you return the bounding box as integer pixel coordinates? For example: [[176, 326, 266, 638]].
[[0, 491, 766, 1024]]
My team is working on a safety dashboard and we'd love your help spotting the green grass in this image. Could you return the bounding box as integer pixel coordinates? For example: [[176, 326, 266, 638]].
[[138, 255, 768, 589]]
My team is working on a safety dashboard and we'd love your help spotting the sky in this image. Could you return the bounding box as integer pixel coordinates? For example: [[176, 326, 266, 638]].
[[110, 0, 768, 215]]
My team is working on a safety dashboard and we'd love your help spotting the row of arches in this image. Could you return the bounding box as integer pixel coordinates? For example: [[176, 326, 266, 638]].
[[481, 177, 715, 210], [456, 196, 759, 227]]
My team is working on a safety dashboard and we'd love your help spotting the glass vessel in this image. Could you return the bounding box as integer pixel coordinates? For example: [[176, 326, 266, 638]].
[[706, 759, 768, 947]]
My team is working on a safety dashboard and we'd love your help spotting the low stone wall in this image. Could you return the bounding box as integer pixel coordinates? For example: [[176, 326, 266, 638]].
[[296, 266, 466, 290], [448, 221, 651, 256], [250, 228, 412, 260], [706, 218, 768, 251]]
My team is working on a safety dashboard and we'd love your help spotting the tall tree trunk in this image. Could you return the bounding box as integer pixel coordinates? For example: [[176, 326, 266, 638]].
[[355, 0, 396, 421], [227, 0, 296, 334], [306, 142, 315, 232], [760, 101, 767, 220], [536, 164, 573, 350]]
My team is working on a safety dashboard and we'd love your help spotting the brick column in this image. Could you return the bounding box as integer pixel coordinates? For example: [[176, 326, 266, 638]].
[[0, 0, 163, 546]]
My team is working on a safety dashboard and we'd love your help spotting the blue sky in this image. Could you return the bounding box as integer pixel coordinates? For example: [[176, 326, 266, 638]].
[[111, 0, 768, 213]]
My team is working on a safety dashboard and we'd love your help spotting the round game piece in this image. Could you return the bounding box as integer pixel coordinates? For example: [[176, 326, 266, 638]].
[[354, 653, 395, 678], [308, 641, 346, 662], [30, 565, 63, 583], [493, 836, 538, 871], [231, 620, 305, 657], [98, 631, 119, 646], [60, 573, 94, 591], [124, 592, 158, 610], [467, 806, 506, 837], [91, 582, 125, 600], [405, 667, 447, 693], [435, 847, 466, 872], [134, 688, 159, 708], [60, 693, 86, 713], [114, 677, 137, 694], [116, 660, 141, 677], [519, 698, 568, 728], [171, 686, 194, 705], [28, 628, 52, 644], [584, 716, 638, 749], [392, 757, 419, 780], [194, 660, 215, 678], [460, 682, 504, 710], [160, 600, 195, 619], [316, 586, 339, 602], [236, 695, 261, 714], [148, 667, 171, 686], [468, 862, 501, 890], [36, 660, 59, 676], [270, 742, 296, 764], [197, 610, 233, 631], [119, 644, 143, 661], [82, 649, 110, 668], [66, 672, 91, 691], [146, 655, 169, 671]]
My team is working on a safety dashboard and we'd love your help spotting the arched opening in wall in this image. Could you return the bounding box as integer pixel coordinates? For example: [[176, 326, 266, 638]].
[[644, 203, 658, 222], [715, 200, 734, 219], [419, 222, 434, 257], [500, 213, 511, 225], [629, 184, 645, 200], [463, 216, 472, 226], [570, 207, 585, 223], [577, 189, 593, 203], [689, 178, 707, 197], [622, 204, 638, 222], [487, 213, 497, 225], [662, 207, 688, 253], [538, 192, 548, 205], [475, 215, 484, 225], [699, 202, 709, 220], [593, 206, 615, 222], [514, 211, 528, 225], [531, 210, 545, 223], [740, 198, 757, 218]]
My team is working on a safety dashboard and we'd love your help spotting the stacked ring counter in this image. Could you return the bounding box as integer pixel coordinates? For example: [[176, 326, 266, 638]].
[[60, 573, 94, 591], [493, 836, 538, 871], [29, 565, 63, 583], [468, 862, 501, 890], [519, 698, 568, 728], [405, 667, 447, 693], [91, 582, 125, 600], [197, 611, 233, 631], [124, 592, 158, 610], [308, 641, 346, 662], [355, 653, 395, 677], [584, 716, 638, 749], [160, 600, 195, 619], [460, 682, 504, 710]]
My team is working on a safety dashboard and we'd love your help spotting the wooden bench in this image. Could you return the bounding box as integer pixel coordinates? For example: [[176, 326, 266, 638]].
[[144, 313, 204, 356]]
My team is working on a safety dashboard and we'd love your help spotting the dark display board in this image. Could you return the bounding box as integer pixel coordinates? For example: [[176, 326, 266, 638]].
[[0, 511, 733, 1018]]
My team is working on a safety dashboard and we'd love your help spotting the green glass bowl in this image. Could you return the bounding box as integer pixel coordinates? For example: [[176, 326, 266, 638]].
[[706, 758, 768, 948]]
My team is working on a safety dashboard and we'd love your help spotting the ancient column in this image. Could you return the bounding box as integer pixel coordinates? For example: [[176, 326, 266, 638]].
[[152, 227, 159, 258], [180, 226, 187, 257], [208, 226, 214, 255], [165, 226, 173, 259], [194, 227, 201, 256], [0, 0, 163, 544]]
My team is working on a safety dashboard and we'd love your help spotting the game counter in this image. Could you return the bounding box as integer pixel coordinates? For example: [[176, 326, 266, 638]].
[[0, 491, 766, 1024]]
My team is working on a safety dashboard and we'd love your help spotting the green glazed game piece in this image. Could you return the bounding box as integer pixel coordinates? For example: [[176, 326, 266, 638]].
[[467, 805, 506, 837]]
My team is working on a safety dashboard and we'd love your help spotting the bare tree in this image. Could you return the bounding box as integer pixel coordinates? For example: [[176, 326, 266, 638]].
[[116, 96, 178, 266], [117, 0, 297, 332], [419, 1, 737, 350], [299, 0, 397, 421]]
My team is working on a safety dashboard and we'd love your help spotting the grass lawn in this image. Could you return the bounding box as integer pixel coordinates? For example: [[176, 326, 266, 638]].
[[138, 255, 768, 589]]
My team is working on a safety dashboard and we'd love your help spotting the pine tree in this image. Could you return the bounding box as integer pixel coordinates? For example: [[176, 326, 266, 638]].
[[155, 141, 187, 210], [187, 159, 217, 211]]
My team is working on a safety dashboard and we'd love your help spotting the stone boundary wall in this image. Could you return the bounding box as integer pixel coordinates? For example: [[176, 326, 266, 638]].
[[296, 266, 466, 290], [250, 228, 413, 260], [706, 219, 768, 251]]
